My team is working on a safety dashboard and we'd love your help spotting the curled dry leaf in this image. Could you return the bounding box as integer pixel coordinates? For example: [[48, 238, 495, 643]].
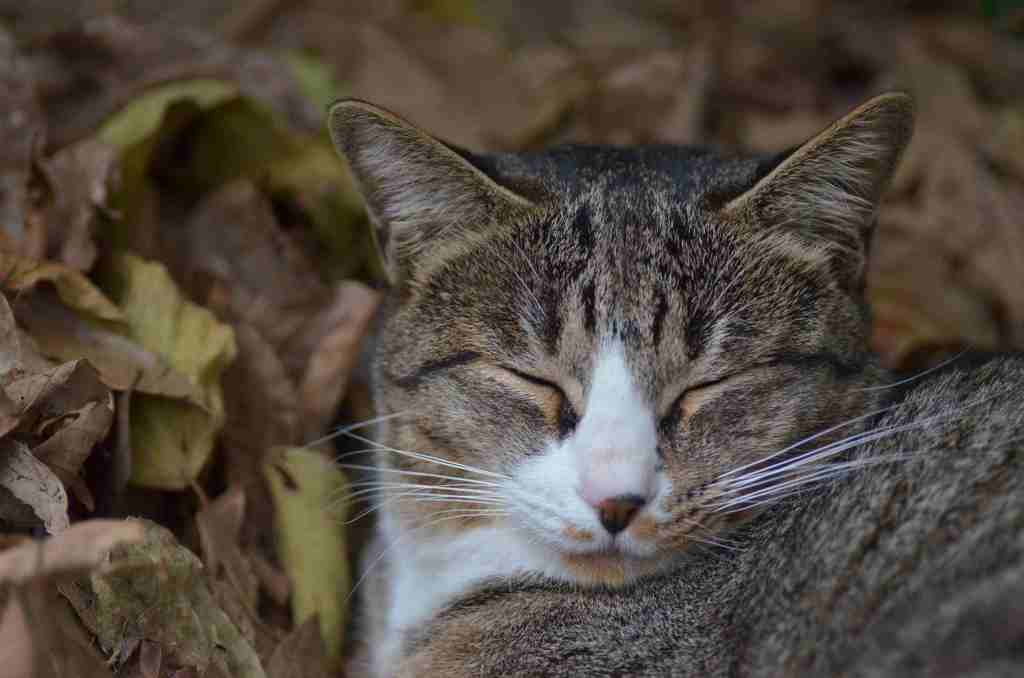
[[0, 519, 143, 585], [175, 181, 329, 356], [97, 253, 237, 490], [1, 255, 124, 323], [265, 617, 332, 678], [27, 15, 320, 152], [264, 447, 350, 667], [0, 519, 140, 678], [13, 291, 205, 400], [297, 281, 380, 442], [195, 486, 282, 661], [182, 100, 372, 280], [82, 520, 266, 678], [1, 291, 114, 512], [36, 138, 119, 272], [0, 439, 69, 535]]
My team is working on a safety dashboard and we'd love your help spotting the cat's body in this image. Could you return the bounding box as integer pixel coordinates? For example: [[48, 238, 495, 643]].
[[328, 94, 1024, 677], [388, 355, 1024, 677]]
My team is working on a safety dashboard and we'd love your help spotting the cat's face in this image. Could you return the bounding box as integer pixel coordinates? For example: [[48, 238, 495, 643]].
[[330, 94, 913, 586]]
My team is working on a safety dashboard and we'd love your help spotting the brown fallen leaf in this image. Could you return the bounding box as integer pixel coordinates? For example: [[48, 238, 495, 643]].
[[173, 180, 330, 357], [0, 292, 114, 510], [221, 323, 300, 484], [26, 15, 320, 152], [297, 281, 380, 442], [32, 397, 114, 511], [0, 439, 69, 534], [265, 617, 332, 678], [1, 255, 124, 322], [0, 581, 113, 678], [0, 520, 141, 678], [197, 486, 284, 663], [0, 519, 143, 584], [81, 519, 266, 677], [0, 29, 46, 261], [568, 45, 712, 146], [12, 290, 205, 400], [36, 138, 119, 272]]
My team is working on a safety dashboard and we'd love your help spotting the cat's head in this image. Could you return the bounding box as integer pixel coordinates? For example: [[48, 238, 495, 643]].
[[329, 93, 913, 586]]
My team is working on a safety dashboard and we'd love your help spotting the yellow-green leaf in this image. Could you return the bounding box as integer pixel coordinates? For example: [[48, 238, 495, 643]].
[[283, 51, 349, 112], [186, 98, 375, 280], [98, 253, 237, 489], [264, 446, 349, 667], [96, 79, 239, 246], [1, 255, 124, 322], [97, 79, 238, 151]]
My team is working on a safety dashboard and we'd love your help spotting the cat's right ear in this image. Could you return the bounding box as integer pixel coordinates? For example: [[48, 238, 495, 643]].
[[328, 99, 536, 284]]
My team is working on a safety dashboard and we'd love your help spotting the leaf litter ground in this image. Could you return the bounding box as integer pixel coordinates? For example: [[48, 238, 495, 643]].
[[1, 1, 1023, 676]]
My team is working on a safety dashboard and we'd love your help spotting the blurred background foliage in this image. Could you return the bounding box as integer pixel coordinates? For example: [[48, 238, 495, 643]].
[[1, 2, 1023, 677]]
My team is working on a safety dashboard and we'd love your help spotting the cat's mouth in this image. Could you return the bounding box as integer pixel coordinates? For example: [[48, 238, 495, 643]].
[[558, 547, 665, 586]]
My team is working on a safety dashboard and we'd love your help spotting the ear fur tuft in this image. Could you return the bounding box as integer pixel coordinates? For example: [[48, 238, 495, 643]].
[[328, 99, 534, 283], [724, 92, 915, 274]]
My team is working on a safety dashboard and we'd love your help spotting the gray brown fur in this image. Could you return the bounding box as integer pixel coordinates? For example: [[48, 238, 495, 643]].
[[394, 357, 1024, 677], [329, 94, 1024, 676]]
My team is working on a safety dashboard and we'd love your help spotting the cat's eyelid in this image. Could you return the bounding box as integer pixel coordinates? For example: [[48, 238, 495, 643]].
[[498, 364, 564, 393], [662, 351, 848, 419]]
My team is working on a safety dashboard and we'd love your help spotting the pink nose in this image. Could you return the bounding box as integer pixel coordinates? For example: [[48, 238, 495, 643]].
[[592, 494, 646, 535]]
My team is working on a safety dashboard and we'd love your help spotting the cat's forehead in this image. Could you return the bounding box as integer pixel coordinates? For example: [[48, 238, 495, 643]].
[[410, 144, 852, 398], [485, 144, 767, 208]]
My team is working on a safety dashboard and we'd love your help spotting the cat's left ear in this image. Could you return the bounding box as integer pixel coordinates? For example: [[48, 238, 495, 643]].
[[722, 92, 915, 283], [328, 99, 536, 285]]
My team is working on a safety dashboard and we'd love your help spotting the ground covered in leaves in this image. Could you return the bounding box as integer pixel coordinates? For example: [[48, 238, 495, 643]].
[[1, 1, 1023, 676]]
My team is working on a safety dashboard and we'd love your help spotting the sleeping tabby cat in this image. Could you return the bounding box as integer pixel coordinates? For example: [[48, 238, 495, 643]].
[[328, 92, 1024, 677]]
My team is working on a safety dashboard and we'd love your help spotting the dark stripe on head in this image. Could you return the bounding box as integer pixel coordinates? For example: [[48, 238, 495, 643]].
[[393, 350, 481, 388], [685, 306, 711, 361], [581, 279, 597, 335], [652, 289, 669, 347]]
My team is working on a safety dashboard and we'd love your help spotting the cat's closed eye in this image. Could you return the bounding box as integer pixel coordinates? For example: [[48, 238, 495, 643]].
[[490, 365, 581, 436], [670, 373, 743, 419]]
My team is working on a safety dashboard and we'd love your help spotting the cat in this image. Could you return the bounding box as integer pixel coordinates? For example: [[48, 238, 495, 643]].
[[328, 92, 1024, 677]]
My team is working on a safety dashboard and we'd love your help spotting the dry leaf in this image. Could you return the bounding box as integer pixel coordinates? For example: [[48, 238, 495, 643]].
[[13, 291, 206, 400], [87, 520, 266, 677], [265, 617, 332, 678], [97, 253, 237, 489], [37, 138, 119, 272], [1, 255, 124, 322], [0, 439, 69, 534], [0, 519, 143, 584], [0, 30, 46, 261], [6, 520, 144, 678], [0, 293, 113, 511], [27, 15, 320, 152], [264, 447, 350, 667], [297, 282, 380, 441]]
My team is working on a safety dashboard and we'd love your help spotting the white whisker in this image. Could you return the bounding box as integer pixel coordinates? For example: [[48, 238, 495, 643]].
[[335, 463, 504, 488], [340, 431, 511, 481], [854, 351, 966, 392], [714, 403, 901, 482], [305, 411, 412, 449]]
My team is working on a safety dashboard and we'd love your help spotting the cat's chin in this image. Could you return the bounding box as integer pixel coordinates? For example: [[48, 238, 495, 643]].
[[557, 548, 670, 587]]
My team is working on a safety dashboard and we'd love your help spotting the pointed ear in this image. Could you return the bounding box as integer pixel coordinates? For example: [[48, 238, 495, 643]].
[[722, 92, 915, 282], [328, 99, 535, 284]]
